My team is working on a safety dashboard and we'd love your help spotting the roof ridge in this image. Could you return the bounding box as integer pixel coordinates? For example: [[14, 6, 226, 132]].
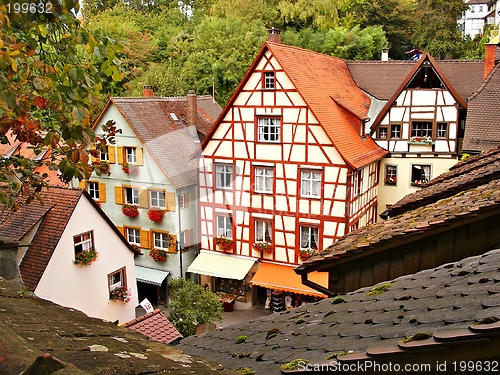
[[468, 63, 500, 101], [267, 41, 345, 62]]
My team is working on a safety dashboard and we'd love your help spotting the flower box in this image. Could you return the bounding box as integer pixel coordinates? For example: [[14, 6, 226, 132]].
[[411, 180, 426, 187], [147, 209, 166, 223], [74, 248, 98, 266], [408, 136, 434, 145], [299, 248, 318, 261], [384, 177, 397, 186], [214, 236, 235, 252], [122, 163, 139, 177], [252, 241, 274, 254], [110, 287, 131, 303], [149, 248, 168, 262], [122, 205, 139, 218]]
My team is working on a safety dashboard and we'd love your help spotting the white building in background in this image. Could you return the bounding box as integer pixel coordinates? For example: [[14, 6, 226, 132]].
[[460, 0, 490, 38]]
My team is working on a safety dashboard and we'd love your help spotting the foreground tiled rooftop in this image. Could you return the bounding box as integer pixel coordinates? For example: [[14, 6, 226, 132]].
[[179, 248, 500, 373], [383, 147, 500, 218], [0, 277, 235, 374]]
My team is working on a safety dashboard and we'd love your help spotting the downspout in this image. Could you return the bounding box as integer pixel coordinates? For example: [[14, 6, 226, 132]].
[[177, 189, 184, 279]]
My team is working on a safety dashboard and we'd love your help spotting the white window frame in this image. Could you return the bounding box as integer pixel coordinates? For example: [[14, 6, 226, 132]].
[[108, 268, 125, 292], [255, 220, 272, 242], [126, 227, 140, 245], [217, 215, 233, 238], [74, 231, 93, 254], [391, 124, 401, 139], [100, 147, 109, 161], [301, 170, 321, 198], [264, 72, 275, 89], [299, 226, 319, 250], [88, 181, 99, 200], [411, 164, 431, 185], [179, 193, 185, 209], [254, 167, 273, 194], [125, 147, 137, 164], [437, 123, 447, 138], [153, 232, 171, 250], [124, 187, 139, 205], [150, 190, 166, 209], [215, 164, 233, 189], [379, 127, 388, 139], [352, 170, 361, 198], [258, 117, 280, 143], [411, 121, 433, 137], [385, 165, 397, 185]]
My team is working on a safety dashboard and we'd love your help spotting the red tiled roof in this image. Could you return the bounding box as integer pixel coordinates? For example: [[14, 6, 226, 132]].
[[382, 147, 500, 218], [0, 187, 82, 291], [124, 309, 183, 344], [202, 42, 387, 169], [463, 63, 500, 152], [95, 96, 221, 189]]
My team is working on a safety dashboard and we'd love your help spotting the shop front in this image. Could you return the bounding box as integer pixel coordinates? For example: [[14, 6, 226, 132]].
[[186, 251, 257, 311], [135, 265, 170, 306], [250, 262, 328, 312]]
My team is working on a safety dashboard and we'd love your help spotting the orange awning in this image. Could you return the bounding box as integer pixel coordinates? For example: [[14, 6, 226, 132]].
[[250, 263, 328, 298]]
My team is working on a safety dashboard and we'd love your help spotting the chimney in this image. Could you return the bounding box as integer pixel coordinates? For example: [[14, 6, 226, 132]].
[[381, 48, 389, 62], [483, 28, 500, 79], [187, 90, 197, 128], [0, 236, 25, 288], [143, 85, 154, 97], [267, 28, 281, 44]]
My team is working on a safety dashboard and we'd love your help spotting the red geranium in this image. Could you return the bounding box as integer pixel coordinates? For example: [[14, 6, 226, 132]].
[[122, 163, 139, 177], [214, 236, 235, 252], [147, 209, 166, 223], [122, 205, 139, 218], [149, 248, 167, 262]]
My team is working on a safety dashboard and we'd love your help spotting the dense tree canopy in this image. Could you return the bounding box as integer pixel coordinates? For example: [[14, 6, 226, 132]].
[[0, 1, 121, 206]]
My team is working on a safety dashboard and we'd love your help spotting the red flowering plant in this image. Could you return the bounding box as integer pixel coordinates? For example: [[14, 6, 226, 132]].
[[147, 208, 166, 223], [110, 287, 132, 303], [122, 162, 139, 177], [384, 176, 397, 185], [74, 248, 98, 266], [149, 248, 168, 262], [122, 205, 139, 218], [299, 247, 318, 261], [252, 241, 274, 254], [214, 236, 235, 252]]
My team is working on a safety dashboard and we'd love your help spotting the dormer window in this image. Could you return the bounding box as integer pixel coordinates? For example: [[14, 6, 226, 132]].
[[263, 72, 275, 89]]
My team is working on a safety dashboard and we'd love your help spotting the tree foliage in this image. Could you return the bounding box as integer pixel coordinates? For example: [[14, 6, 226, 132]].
[[0, 1, 121, 206], [168, 278, 222, 337]]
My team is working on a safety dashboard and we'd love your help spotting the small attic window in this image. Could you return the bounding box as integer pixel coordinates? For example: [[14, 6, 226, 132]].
[[407, 66, 444, 89], [169, 113, 179, 121]]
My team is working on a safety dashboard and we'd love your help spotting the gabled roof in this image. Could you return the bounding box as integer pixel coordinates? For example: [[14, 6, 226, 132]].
[[179, 247, 500, 374], [463, 63, 500, 152], [297, 175, 500, 273], [369, 55, 471, 132], [0, 278, 233, 375], [94, 96, 221, 189], [124, 309, 183, 345], [382, 147, 500, 218], [0, 187, 135, 291], [201, 42, 387, 170], [347, 59, 484, 101]]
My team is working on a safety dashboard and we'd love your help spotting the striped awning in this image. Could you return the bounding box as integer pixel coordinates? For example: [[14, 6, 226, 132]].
[[135, 266, 170, 286], [187, 251, 256, 280]]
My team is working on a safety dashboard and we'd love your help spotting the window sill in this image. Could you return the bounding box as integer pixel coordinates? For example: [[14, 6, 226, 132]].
[[254, 191, 273, 195]]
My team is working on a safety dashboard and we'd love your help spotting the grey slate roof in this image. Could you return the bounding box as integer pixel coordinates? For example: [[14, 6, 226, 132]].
[[463, 63, 500, 152], [178, 248, 500, 374], [109, 96, 221, 189], [0, 277, 235, 375], [347, 60, 484, 101]]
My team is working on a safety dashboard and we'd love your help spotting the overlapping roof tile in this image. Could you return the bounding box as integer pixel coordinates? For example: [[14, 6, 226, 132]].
[[124, 309, 183, 345], [383, 147, 500, 218], [463, 63, 500, 152], [179, 248, 500, 374]]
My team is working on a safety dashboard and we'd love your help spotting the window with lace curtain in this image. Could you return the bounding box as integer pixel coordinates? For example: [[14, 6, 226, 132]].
[[254, 167, 274, 193], [300, 226, 319, 250], [255, 220, 272, 242]]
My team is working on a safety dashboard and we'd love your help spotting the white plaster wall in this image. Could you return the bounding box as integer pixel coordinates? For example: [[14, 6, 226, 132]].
[[35, 196, 138, 323]]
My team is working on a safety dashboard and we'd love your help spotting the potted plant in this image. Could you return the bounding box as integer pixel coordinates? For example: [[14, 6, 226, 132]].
[[110, 287, 131, 303], [74, 248, 98, 266], [384, 176, 397, 185], [147, 208, 166, 223], [411, 180, 426, 187], [122, 162, 139, 177], [149, 248, 168, 262], [252, 241, 274, 254], [299, 248, 318, 261], [408, 136, 433, 145], [122, 204, 139, 218], [214, 236, 235, 252]]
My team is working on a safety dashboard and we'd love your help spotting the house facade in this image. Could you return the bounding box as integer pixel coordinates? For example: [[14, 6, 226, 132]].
[[84, 90, 221, 305], [191, 31, 387, 308], [0, 187, 138, 323], [460, 0, 490, 38], [348, 55, 484, 216]]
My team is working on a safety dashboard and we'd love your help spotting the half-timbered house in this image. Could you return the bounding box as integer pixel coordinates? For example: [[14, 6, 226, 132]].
[[189, 30, 387, 307]]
